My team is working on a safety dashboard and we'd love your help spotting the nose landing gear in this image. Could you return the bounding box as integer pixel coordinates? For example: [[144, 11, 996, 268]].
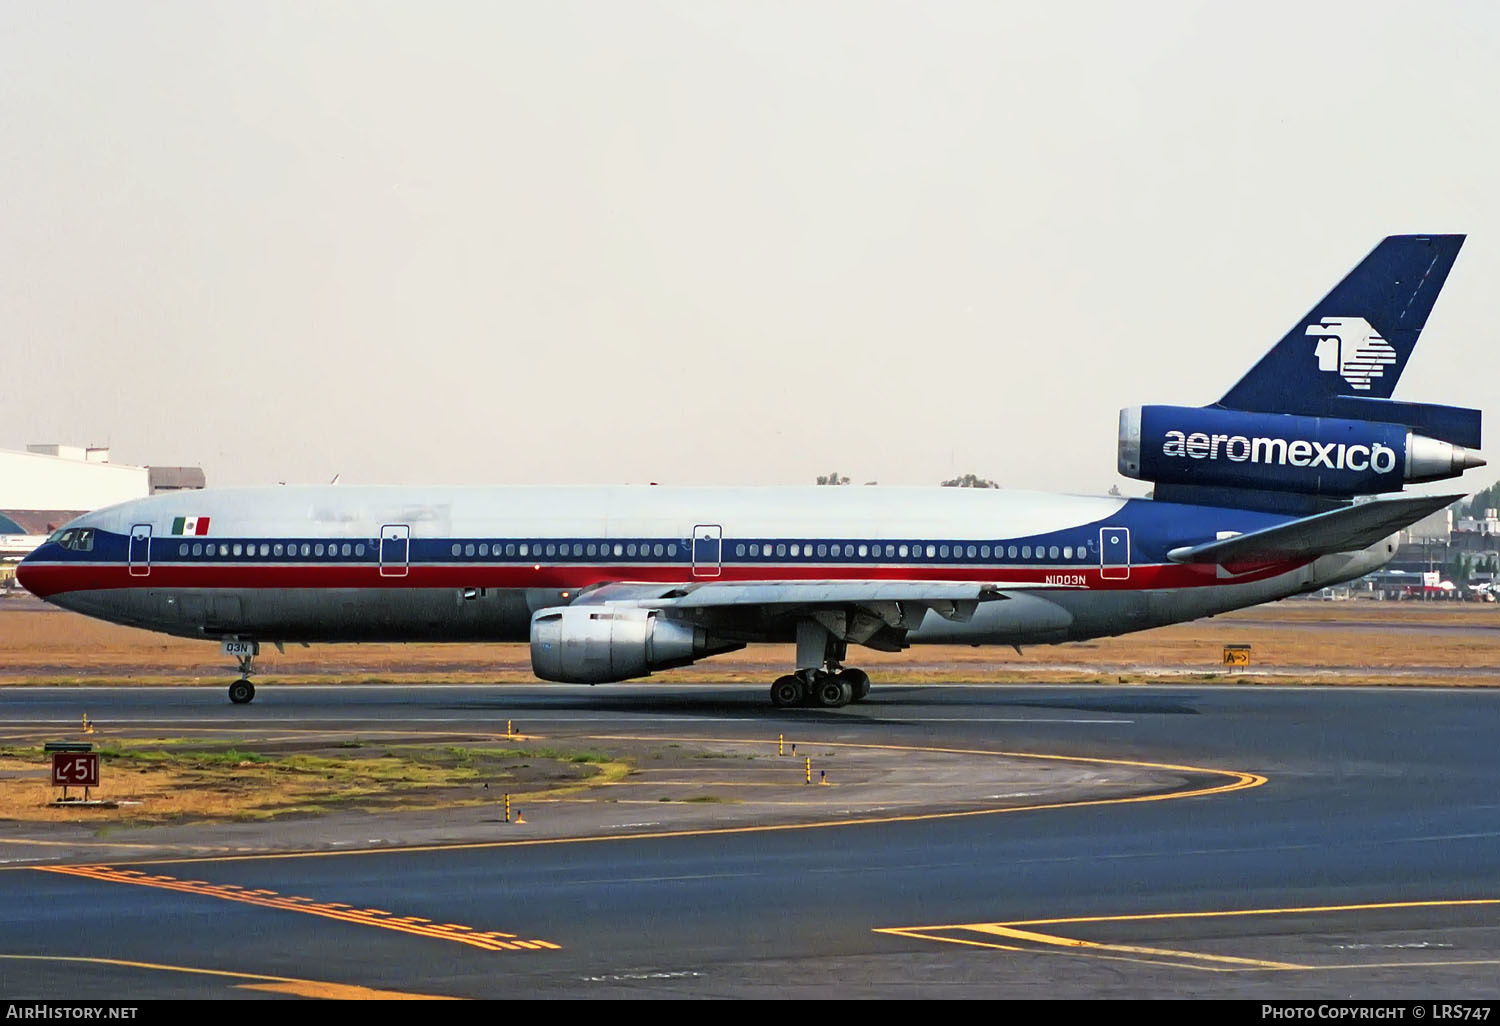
[[223, 640, 259, 705]]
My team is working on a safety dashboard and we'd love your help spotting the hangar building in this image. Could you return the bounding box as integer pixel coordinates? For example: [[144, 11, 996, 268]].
[[0, 444, 205, 585]]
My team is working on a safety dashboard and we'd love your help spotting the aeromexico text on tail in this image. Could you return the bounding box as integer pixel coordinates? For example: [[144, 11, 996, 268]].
[[17, 234, 1484, 708]]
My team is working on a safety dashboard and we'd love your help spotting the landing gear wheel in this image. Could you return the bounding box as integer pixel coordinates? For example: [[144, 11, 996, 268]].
[[837, 668, 871, 702], [770, 675, 805, 708], [815, 676, 853, 708], [229, 679, 255, 705]]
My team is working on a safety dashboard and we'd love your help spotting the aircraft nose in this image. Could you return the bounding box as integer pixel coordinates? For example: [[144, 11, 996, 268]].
[[15, 549, 38, 596]]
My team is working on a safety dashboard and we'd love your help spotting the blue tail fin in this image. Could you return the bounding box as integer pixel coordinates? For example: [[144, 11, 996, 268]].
[[1219, 234, 1464, 413]]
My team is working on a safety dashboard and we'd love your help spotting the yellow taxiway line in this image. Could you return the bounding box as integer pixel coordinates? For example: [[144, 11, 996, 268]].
[[36, 864, 559, 953], [0, 954, 457, 999], [877, 897, 1500, 973]]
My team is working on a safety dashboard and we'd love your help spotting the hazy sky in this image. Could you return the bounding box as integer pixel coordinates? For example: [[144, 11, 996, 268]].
[[3, 2, 1498, 496]]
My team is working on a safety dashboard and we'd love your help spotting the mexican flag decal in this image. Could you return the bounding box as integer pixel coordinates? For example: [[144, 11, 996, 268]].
[[171, 516, 211, 536]]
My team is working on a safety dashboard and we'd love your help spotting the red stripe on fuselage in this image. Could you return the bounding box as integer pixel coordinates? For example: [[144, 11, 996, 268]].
[[17, 559, 1300, 598]]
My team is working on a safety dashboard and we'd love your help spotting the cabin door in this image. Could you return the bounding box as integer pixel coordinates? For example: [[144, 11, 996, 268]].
[[128, 524, 152, 577], [1100, 527, 1131, 580], [692, 524, 723, 578], [380, 524, 410, 578]]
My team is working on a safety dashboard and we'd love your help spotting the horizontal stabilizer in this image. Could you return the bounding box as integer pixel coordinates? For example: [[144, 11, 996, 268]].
[[1167, 493, 1460, 565]]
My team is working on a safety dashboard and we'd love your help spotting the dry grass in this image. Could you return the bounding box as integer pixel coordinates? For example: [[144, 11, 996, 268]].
[[0, 739, 631, 824], [1, 597, 1498, 686]]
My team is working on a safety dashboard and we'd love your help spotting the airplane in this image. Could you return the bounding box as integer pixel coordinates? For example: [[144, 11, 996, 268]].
[[17, 235, 1487, 708]]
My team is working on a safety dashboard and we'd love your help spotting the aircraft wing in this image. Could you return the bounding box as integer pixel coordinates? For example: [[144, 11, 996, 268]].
[[1166, 493, 1460, 565], [571, 578, 1081, 647], [575, 579, 1079, 609]]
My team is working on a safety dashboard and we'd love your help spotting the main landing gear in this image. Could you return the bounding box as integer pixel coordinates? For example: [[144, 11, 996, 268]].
[[769, 667, 871, 709], [768, 620, 872, 709]]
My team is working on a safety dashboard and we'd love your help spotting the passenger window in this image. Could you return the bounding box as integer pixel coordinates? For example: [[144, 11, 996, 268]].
[[735, 544, 745, 557], [775, 543, 786, 557], [1007, 545, 1018, 558], [981, 545, 991, 558], [300, 544, 311, 557], [1049, 545, 1060, 559], [625, 543, 636, 557], [668, 543, 678, 557], [506, 544, 516, 557], [858, 544, 868, 557], [939, 545, 950, 558], [192, 543, 203, 556], [1063, 546, 1072, 558], [1022, 546, 1031, 558], [178, 543, 188, 557], [898, 545, 908, 558], [967, 545, 977, 559], [925, 545, 936, 558], [259, 544, 268, 556], [233, 544, 243, 557], [355, 544, 365, 557], [519, 544, 528, 556], [465, 543, 476, 557], [273, 543, 283, 557], [816, 544, 827, 558], [478, 544, 488, 557], [452, 543, 461, 557], [315, 543, 325, 557]]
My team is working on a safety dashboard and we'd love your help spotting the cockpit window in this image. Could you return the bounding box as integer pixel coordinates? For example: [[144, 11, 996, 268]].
[[56, 529, 95, 552]]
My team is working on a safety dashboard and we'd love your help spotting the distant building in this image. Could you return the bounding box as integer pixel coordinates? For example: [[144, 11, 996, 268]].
[[0, 444, 205, 575], [1456, 508, 1500, 535]]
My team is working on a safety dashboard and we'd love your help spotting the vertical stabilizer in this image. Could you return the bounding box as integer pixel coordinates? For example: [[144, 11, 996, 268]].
[[1219, 235, 1464, 413]]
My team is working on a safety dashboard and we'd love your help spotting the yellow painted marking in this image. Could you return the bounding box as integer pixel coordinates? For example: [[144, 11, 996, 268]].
[[999, 896, 1500, 928], [36, 865, 557, 954], [966, 923, 1305, 969], [0, 954, 458, 999], [880, 897, 1500, 974], [875, 928, 1023, 952], [237, 981, 455, 999]]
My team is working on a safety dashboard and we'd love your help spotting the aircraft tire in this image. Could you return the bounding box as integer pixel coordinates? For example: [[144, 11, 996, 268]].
[[838, 669, 871, 701], [770, 675, 804, 708], [815, 677, 852, 708], [229, 679, 255, 705]]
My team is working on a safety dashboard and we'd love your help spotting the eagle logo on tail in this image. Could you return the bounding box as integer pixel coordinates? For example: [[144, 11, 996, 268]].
[[1306, 316, 1397, 391]]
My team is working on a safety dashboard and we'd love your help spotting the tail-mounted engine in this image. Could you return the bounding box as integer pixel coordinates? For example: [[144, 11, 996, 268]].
[[1119, 405, 1484, 501]]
